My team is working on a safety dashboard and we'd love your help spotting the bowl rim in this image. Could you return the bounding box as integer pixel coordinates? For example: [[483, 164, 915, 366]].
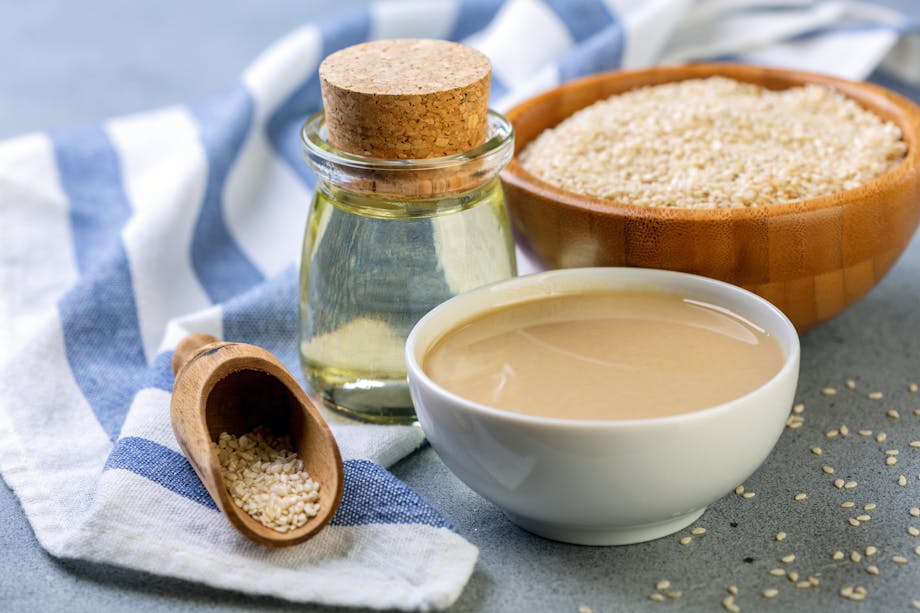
[[501, 63, 920, 221], [405, 267, 801, 430]]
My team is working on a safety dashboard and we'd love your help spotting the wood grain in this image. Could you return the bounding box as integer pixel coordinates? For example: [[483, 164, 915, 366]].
[[170, 334, 344, 547], [500, 63, 920, 331]]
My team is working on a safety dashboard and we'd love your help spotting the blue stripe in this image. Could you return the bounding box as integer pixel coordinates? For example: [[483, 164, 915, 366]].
[[541, 0, 614, 42], [265, 10, 371, 186], [188, 85, 264, 304], [450, 0, 503, 41], [558, 22, 625, 82], [53, 126, 148, 440], [105, 437, 218, 510], [105, 438, 452, 529]]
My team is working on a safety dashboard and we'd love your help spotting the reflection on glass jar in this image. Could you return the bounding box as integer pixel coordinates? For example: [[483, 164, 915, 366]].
[[299, 111, 516, 423]]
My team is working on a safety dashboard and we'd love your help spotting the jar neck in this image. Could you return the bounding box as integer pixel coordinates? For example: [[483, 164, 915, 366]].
[[302, 110, 514, 201]]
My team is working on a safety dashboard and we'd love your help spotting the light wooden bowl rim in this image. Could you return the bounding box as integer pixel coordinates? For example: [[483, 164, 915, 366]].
[[502, 63, 920, 221]]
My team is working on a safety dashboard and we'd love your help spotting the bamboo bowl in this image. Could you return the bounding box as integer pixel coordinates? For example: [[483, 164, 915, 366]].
[[500, 64, 920, 331]]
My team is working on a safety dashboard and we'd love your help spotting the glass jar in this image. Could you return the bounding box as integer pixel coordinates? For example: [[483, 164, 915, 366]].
[[299, 110, 516, 424]]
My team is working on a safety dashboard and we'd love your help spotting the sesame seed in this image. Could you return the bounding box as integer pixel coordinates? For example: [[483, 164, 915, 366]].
[[809, 577, 820, 587], [826, 429, 840, 438], [845, 481, 858, 489], [649, 593, 666, 602], [691, 527, 707, 536], [900, 475, 908, 487], [887, 456, 898, 466], [909, 526, 920, 537], [727, 585, 739, 595], [865, 503, 877, 511], [887, 449, 900, 456], [887, 409, 901, 419], [841, 424, 850, 436], [781, 554, 796, 563], [769, 568, 786, 576], [847, 379, 857, 389], [794, 493, 808, 501], [858, 429, 873, 437], [865, 546, 878, 556], [735, 485, 745, 495], [833, 550, 845, 560], [911, 508, 920, 518], [743, 492, 756, 499], [775, 531, 787, 541], [656, 580, 671, 590], [857, 514, 871, 522], [915, 409, 920, 416], [823, 465, 835, 474], [762, 588, 779, 598], [913, 599, 920, 610], [795, 581, 811, 589], [840, 586, 854, 598], [680, 536, 693, 545], [811, 447, 823, 456], [869, 392, 884, 400], [893, 556, 908, 564], [866, 565, 880, 576], [909, 383, 918, 393], [787, 571, 799, 582], [877, 432, 888, 442], [849, 518, 861, 527], [852, 551, 863, 562], [910, 441, 920, 448], [667, 591, 683, 600], [842, 501, 856, 508], [722, 595, 740, 613], [916, 545, 920, 556], [835, 479, 846, 489], [822, 387, 838, 396], [579, 605, 593, 613], [793, 403, 805, 414]]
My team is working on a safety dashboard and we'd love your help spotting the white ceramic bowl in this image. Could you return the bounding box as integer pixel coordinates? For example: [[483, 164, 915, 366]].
[[405, 268, 800, 545]]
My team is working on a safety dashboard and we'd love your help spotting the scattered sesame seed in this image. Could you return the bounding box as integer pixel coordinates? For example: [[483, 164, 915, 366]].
[[869, 392, 884, 400], [845, 481, 858, 489], [866, 565, 880, 576], [743, 492, 756, 499], [691, 527, 707, 536], [866, 546, 878, 556], [656, 580, 671, 590], [886, 449, 900, 456], [877, 432, 888, 442], [887, 409, 901, 419], [795, 581, 811, 589], [722, 595, 740, 613], [775, 531, 787, 541], [858, 429, 873, 437], [727, 585, 739, 596], [649, 592, 666, 602], [781, 554, 796, 563], [735, 485, 745, 495], [849, 518, 862, 527], [809, 577, 820, 587], [811, 447, 823, 456], [915, 409, 920, 416], [857, 514, 872, 522], [842, 501, 856, 508], [833, 550, 845, 560], [680, 536, 693, 545], [909, 383, 918, 393], [913, 601, 920, 611], [822, 387, 838, 396], [579, 605, 593, 613], [910, 441, 920, 448], [915, 545, 920, 556], [826, 429, 840, 438], [909, 526, 920, 537], [823, 465, 835, 474], [834, 479, 846, 489], [793, 403, 805, 414], [911, 508, 920, 518], [667, 591, 683, 600], [787, 571, 799, 582], [852, 551, 863, 562], [887, 456, 898, 466], [841, 586, 854, 598], [847, 379, 857, 390], [794, 492, 808, 501], [762, 588, 779, 598], [900, 475, 908, 487], [769, 568, 786, 576], [865, 503, 877, 511], [893, 556, 908, 564], [786, 415, 804, 428], [841, 425, 850, 436]]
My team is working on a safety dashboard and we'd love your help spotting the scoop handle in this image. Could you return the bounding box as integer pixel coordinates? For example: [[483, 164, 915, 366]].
[[172, 333, 221, 375]]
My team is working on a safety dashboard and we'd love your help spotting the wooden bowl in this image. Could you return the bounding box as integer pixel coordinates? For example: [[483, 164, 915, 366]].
[[500, 63, 920, 331]]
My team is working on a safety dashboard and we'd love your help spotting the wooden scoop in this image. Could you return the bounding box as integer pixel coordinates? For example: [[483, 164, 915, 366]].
[[170, 333, 343, 547]]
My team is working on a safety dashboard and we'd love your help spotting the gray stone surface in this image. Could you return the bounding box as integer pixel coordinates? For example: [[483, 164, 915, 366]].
[[2, 1, 920, 611]]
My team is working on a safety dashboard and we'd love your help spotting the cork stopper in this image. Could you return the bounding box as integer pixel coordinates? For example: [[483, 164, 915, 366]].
[[319, 39, 491, 159]]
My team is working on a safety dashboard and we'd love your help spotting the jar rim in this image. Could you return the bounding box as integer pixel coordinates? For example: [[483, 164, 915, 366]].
[[301, 109, 514, 172]]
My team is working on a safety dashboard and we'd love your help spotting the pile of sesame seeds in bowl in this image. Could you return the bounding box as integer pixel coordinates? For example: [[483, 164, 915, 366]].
[[518, 76, 908, 209]]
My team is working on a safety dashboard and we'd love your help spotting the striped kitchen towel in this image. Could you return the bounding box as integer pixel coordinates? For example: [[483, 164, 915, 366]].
[[0, 1, 918, 610]]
